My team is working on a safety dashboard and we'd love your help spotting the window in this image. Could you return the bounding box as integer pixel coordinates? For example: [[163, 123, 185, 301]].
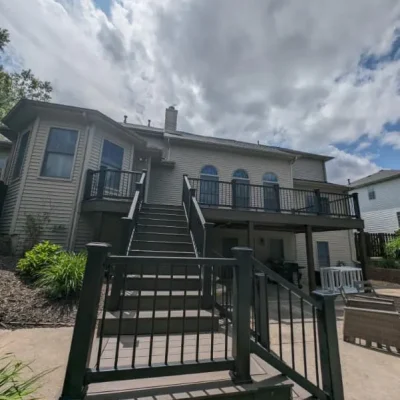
[[368, 187, 376, 200], [13, 131, 29, 179], [200, 165, 219, 205], [263, 172, 279, 211], [100, 140, 124, 191], [41, 128, 78, 178], [232, 169, 250, 208], [306, 194, 330, 214], [317, 241, 330, 268]]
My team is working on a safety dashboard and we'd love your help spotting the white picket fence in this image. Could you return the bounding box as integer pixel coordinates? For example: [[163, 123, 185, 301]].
[[320, 267, 364, 294]]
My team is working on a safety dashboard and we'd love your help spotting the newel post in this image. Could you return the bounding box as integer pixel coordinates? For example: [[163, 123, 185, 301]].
[[352, 192, 361, 219], [230, 247, 253, 385], [60, 243, 111, 400], [97, 166, 107, 199], [83, 169, 94, 200], [313, 292, 344, 400], [314, 189, 322, 214]]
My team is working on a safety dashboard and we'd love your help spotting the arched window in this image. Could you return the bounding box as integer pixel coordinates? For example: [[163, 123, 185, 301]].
[[232, 169, 250, 208], [233, 169, 249, 179], [262, 172, 278, 183], [201, 165, 218, 176], [200, 165, 219, 205], [262, 172, 279, 211]]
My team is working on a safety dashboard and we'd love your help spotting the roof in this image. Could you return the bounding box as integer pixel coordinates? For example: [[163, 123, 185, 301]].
[[350, 169, 400, 189], [123, 122, 332, 161], [2, 99, 146, 147]]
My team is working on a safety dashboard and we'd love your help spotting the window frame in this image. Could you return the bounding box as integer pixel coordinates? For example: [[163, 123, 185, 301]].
[[368, 187, 376, 200], [12, 130, 30, 180], [40, 126, 80, 180]]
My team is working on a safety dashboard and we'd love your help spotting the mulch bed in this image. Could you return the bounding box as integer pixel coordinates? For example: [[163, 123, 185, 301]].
[[0, 256, 106, 330]]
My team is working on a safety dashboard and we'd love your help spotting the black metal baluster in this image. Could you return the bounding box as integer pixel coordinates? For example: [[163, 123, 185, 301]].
[[196, 264, 202, 363], [148, 264, 159, 367], [165, 264, 173, 365], [289, 290, 295, 369], [264, 274, 270, 351], [114, 264, 127, 370], [312, 306, 320, 388], [301, 298, 307, 379], [224, 267, 229, 360], [277, 284, 283, 359], [96, 264, 111, 371], [210, 265, 217, 361], [132, 264, 143, 368], [181, 265, 188, 364]]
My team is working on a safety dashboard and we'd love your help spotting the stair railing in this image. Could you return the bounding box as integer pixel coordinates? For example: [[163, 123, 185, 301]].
[[60, 245, 256, 399], [108, 169, 146, 310], [250, 256, 344, 400], [182, 175, 214, 308]]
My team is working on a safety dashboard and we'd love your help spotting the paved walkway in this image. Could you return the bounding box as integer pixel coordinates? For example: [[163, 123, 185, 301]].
[[1, 317, 400, 399]]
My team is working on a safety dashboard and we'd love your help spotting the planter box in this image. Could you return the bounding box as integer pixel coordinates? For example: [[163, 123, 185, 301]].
[[367, 266, 400, 285]]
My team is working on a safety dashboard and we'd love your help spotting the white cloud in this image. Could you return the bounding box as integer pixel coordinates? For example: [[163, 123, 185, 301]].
[[1, 0, 399, 183], [354, 141, 372, 152], [381, 131, 400, 149]]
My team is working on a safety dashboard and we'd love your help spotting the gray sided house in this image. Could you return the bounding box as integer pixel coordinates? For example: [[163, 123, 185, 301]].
[[0, 100, 364, 287]]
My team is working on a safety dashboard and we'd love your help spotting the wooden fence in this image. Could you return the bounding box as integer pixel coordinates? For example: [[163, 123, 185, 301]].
[[355, 232, 397, 259]]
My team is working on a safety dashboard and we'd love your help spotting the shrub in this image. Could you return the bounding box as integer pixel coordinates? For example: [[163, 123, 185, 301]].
[[37, 252, 87, 298], [16, 241, 62, 280], [371, 258, 400, 270], [0, 354, 47, 399], [385, 236, 400, 259]]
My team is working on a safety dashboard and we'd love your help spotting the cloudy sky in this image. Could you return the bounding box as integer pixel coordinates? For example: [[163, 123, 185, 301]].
[[1, 0, 400, 183]]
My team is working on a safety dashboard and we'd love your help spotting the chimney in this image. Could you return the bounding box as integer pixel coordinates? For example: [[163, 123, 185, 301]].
[[165, 106, 178, 131], [123, 115, 127, 123]]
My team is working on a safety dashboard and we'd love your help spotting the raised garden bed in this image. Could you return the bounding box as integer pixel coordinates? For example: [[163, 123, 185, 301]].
[[367, 266, 400, 285]]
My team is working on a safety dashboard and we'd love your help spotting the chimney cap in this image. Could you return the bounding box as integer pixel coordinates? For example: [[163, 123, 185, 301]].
[[168, 105, 175, 110], [123, 115, 128, 123]]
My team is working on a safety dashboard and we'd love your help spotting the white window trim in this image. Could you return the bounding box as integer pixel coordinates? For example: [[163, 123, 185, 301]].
[[11, 130, 30, 183]]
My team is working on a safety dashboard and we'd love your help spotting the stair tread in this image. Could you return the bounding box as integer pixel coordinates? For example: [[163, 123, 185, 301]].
[[136, 232, 190, 236], [132, 240, 193, 245], [104, 309, 218, 319], [119, 290, 200, 297], [128, 275, 200, 279], [130, 250, 195, 254], [137, 224, 187, 229]]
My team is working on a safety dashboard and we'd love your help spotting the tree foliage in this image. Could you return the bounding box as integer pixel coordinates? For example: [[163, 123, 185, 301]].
[[0, 27, 53, 119]]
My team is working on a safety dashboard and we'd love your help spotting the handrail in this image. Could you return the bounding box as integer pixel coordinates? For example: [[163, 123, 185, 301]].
[[192, 196, 206, 226], [252, 257, 321, 309]]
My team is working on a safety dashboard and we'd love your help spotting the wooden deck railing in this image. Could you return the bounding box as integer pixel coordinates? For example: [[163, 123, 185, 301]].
[[188, 178, 360, 219]]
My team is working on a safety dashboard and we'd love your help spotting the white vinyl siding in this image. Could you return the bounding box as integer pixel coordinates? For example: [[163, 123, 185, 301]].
[[295, 230, 356, 271], [292, 158, 325, 181], [0, 127, 34, 235], [361, 208, 400, 233], [73, 128, 135, 249], [147, 143, 293, 205], [12, 117, 88, 253]]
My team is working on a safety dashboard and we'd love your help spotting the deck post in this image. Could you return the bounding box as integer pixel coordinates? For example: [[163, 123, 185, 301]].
[[305, 225, 316, 293], [97, 166, 107, 199], [357, 228, 368, 279], [313, 292, 344, 400], [230, 247, 253, 385], [60, 243, 111, 400], [201, 222, 214, 309]]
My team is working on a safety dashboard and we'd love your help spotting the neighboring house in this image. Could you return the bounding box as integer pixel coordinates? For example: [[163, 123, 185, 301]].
[[350, 169, 400, 233], [0, 99, 364, 287]]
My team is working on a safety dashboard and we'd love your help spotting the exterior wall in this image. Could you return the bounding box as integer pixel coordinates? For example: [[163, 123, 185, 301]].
[[73, 127, 136, 250], [0, 122, 35, 238], [292, 158, 325, 181], [211, 228, 296, 261], [12, 116, 89, 253], [360, 208, 400, 233], [351, 179, 400, 233], [295, 230, 356, 271], [148, 142, 293, 205]]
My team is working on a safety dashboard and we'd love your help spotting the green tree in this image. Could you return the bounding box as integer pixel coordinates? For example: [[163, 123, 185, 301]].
[[0, 27, 52, 119]]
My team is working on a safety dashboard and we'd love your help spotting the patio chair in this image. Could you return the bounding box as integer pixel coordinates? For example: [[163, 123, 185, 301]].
[[343, 306, 400, 353]]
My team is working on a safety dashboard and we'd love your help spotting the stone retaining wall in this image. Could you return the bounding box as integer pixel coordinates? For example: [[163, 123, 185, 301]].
[[367, 266, 400, 284]]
